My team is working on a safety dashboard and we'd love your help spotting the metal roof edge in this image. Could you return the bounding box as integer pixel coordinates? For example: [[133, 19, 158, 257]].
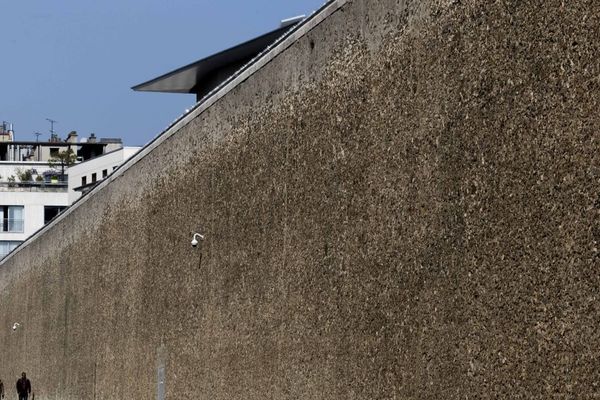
[[132, 22, 295, 92]]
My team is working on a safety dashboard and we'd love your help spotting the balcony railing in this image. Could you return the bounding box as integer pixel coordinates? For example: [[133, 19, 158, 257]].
[[0, 181, 67, 192], [1, 219, 24, 233]]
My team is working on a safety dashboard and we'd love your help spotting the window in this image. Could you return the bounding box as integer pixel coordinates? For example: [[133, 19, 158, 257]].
[[0, 206, 24, 232], [102, 169, 108, 178], [81, 176, 87, 186], [50, 148, 59, 157], [0, 241, 21, 258], [44, 206, 67, 224], [91, 173, 97, 183]]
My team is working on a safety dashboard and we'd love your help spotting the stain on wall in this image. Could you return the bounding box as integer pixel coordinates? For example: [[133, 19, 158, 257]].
[[1, 0, 600, 398]]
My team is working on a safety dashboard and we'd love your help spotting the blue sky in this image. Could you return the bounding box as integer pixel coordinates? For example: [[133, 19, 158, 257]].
[[0, 0, 326, 146]]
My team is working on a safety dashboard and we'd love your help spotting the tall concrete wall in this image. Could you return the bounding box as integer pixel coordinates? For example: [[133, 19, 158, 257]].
[[1, 0, 600, 398]]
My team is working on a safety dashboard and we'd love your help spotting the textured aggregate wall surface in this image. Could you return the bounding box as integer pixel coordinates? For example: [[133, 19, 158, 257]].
[[1, 0, 600, 398]]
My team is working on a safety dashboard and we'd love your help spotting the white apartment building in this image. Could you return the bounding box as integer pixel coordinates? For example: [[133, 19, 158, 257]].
[[67, 146, 140, 204], [0, 123, 130, 259], [0, 188, 68, 257]]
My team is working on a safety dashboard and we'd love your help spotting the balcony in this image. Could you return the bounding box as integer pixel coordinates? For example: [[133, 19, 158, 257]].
[[0, 181, 67, 192]]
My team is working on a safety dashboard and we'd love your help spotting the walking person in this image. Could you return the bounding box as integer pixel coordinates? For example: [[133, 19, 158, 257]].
[[15, 373, 30, 400], [0, 378, 5, 399]]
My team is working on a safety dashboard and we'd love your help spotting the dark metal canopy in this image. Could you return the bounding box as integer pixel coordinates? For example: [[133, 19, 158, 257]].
[[132, 20, 302, 100]]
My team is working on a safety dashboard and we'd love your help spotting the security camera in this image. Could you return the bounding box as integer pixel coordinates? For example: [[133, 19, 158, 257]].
[[12, 322, 20, 331], [191, 232, 205, 248]]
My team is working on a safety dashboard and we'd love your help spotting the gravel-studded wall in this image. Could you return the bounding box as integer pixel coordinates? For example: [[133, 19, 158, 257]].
[[1, 0, 599, 398]]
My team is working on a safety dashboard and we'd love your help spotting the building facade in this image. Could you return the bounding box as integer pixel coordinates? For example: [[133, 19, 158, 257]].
[[0, 124, 130, 258], [67, 146, 140, 204]]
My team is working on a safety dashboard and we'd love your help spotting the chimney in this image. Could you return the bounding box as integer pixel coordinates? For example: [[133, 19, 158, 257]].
[[88, 133, 97, 143], [1, 121, 14, 141], [66, 130, 78, 143]]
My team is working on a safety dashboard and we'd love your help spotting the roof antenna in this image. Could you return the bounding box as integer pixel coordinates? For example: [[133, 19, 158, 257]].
[[46, 118, 58, 136]]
